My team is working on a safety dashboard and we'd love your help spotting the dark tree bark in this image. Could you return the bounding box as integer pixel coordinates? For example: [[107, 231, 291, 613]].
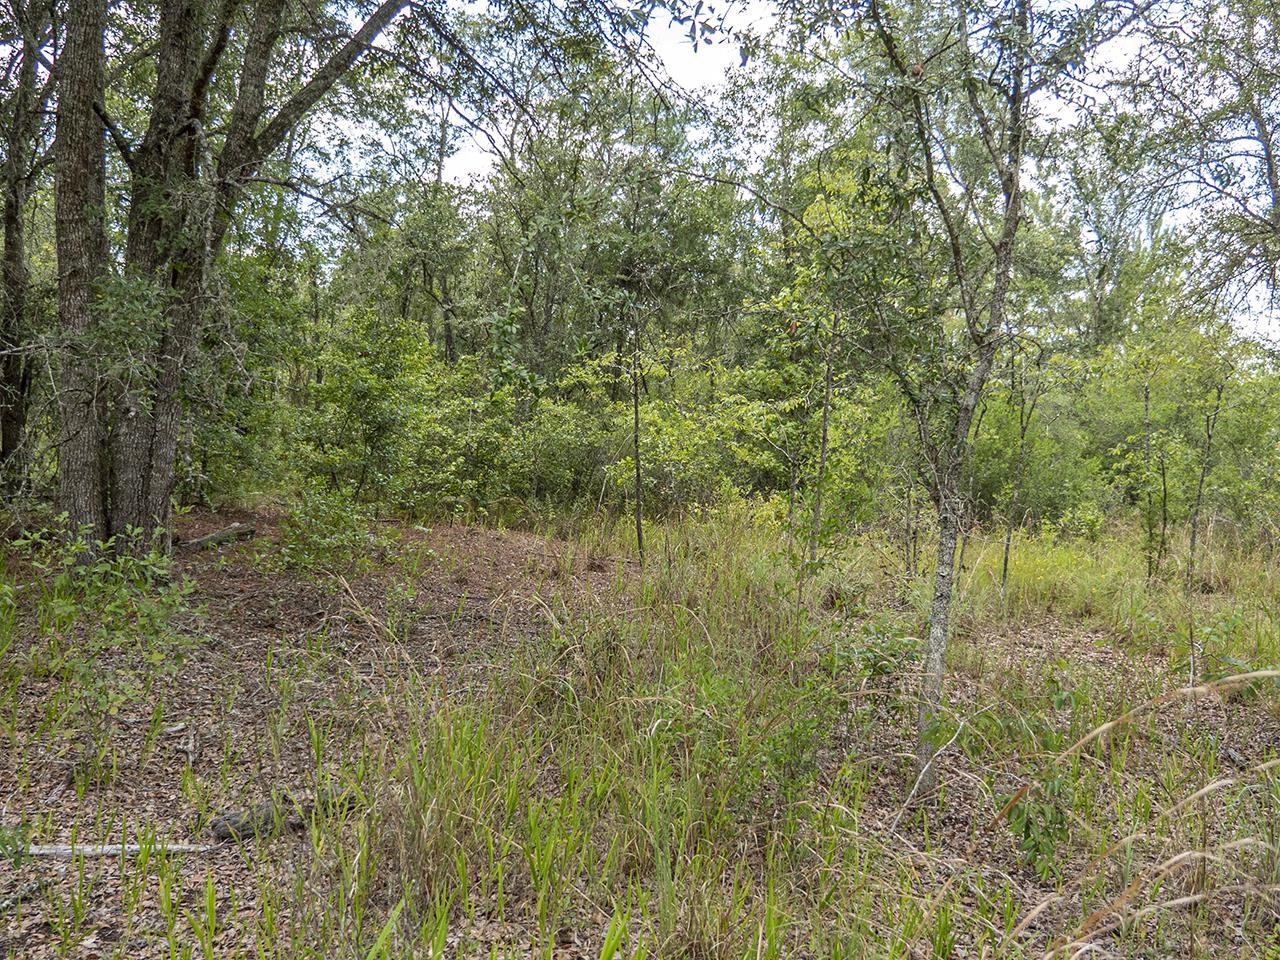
[[109, 0, 209, 547], [1, 1, 51, 489], [56, 0, 407, 552], [55, 0, 109, 539]]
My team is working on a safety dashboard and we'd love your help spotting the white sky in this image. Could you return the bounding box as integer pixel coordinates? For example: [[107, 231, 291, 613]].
[[647, 18, 747, 90]]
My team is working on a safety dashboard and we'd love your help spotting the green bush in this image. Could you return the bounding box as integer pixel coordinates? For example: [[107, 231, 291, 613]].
[[9, 523, 192, 721], [269, 487, 386, 573]]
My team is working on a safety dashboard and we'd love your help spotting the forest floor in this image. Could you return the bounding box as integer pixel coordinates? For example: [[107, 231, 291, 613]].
[[2, 508, 1279, 959]]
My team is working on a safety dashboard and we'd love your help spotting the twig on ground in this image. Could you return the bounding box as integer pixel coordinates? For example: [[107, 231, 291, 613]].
[[888, 705, 992, 834], [0, 878, 49, 916]]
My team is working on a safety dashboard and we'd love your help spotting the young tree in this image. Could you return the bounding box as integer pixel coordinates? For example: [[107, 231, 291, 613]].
[[862, 0, 1030, 789], [779, 0, 1143, 791]]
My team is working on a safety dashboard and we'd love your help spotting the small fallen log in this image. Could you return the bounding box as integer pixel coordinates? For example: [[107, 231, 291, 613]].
[[207, 798, 304, 842], [179, 523, 256, 551], [24, 842, 216, 859]]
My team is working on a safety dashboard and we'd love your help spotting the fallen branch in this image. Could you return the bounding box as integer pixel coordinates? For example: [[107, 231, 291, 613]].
[[208, 798, 306, 842], [206, 787, 352, 842], [179, 523, 256, 550], [888, 705, 993, 834], [24, 842, 216, 859]]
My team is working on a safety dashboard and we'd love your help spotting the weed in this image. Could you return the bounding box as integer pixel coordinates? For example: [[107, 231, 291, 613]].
[[262, 487, 390, 573], [5, 524, 192, 731]]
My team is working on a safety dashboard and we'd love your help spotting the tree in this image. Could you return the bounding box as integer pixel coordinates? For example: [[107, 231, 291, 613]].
[[55, 0, 406, 550], [863, 0, 1028, 790], [51, 0, 729, 550], [1, 0, 54, 488], [777, 0, 1143, 791], [1126, 0, 1280, 300], [55, 0, 109, 539]]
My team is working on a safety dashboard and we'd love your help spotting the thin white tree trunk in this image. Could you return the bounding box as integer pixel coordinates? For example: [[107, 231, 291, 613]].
[[915, 502, 960, 794]]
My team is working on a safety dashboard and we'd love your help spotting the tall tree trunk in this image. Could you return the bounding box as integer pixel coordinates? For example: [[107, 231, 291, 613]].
[[1, 174, 34, 489], [55, 0, 109, 540], [108, 265, 209, 548], [1, 3, 47, 490], [107, 0, 205, 548]]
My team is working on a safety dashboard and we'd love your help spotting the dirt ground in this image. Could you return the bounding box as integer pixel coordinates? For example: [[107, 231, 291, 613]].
[[2, 510, 1278, 958], [1, 509, 623, 959]]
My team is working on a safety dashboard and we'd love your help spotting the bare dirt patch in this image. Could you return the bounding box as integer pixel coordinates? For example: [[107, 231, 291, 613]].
[[1, 510, 618, 959]]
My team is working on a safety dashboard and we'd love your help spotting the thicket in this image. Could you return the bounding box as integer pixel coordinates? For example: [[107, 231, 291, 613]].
[[163, 82, 1280, 584], [179, 227, 1280, 576], [0, 2, 1274, 581]]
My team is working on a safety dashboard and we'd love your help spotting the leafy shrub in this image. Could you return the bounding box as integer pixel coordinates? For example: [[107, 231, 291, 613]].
[[513, 399, 614, 506], [269, 487, 386, 573], [1003, 776, 1072, 881], [300, 309, 425, 499], [606, 393, 779, 515], [10, 523, 192, 720], [845, 619, 923, 679]]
